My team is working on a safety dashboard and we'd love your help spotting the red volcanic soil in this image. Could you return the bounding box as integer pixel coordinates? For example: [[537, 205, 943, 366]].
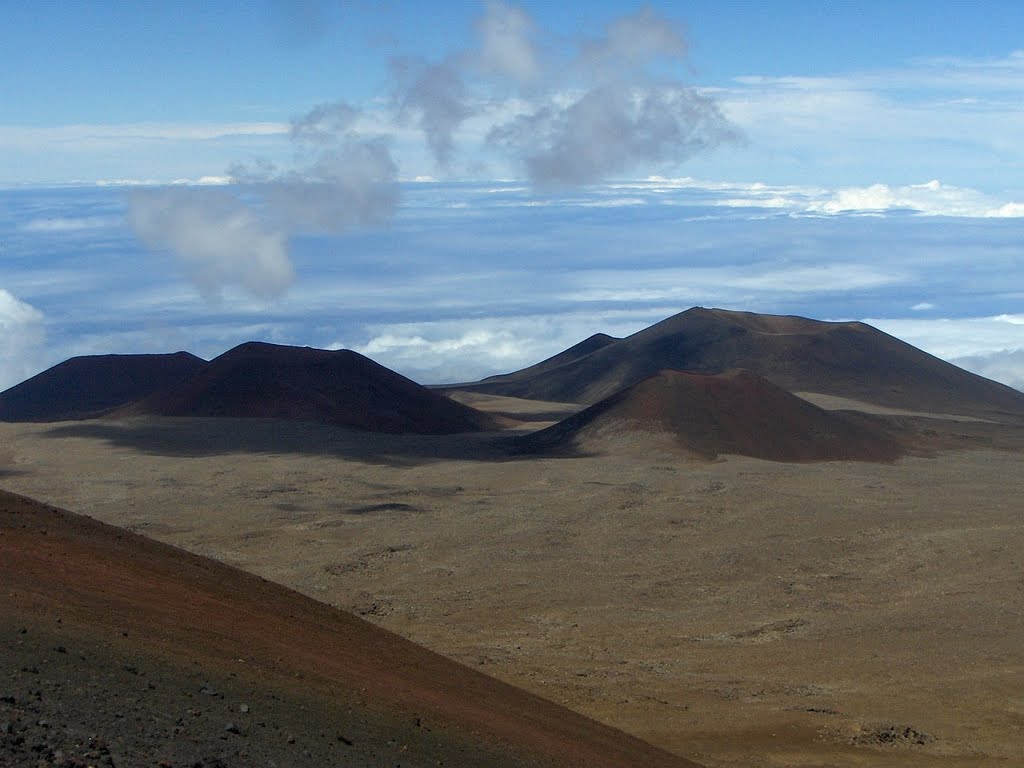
[[118, 341, 502, 434], [0, 352, 205, 422], [0, 489, 700, 768], [520, 369, 904, 462], [457, 307, 1024, 420]]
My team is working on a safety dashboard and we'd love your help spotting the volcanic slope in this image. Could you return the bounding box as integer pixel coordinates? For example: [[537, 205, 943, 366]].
[[457, 307, 1024, 420], [464, 333, 620, 389], [0, 489, 700, 768], [118, 341, 501, 434], [519, 369, 904, 462], [0, 352, 205, 422]]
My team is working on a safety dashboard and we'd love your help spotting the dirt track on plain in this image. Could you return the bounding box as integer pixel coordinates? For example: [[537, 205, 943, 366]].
[[2, 414, 1023, 767]]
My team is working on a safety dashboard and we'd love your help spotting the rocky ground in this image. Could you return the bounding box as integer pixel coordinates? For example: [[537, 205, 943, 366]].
[[1, 619, 516, 768], [1, 488, 696, 768]]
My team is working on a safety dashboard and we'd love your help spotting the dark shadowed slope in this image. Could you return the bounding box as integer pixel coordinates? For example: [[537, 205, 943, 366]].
[[119, 341, 502, 434], [519, 369, 904, 462], [0, 489, 701, 768], [457, 308, 1024, 420], [0, 352, 206, 422], [468, 333, 620, 388]]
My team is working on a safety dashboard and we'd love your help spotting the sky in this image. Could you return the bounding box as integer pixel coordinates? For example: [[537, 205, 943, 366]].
[[1, 1, 1023, 392]]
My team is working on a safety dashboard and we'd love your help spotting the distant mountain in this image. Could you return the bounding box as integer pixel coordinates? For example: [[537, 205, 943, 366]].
[[1, 489, 699, 768], [0, 352, 206, 422], [119, 341, 501, 434], [457, 307, 1024, 420], [519, 369, 904, 462], [468, 332, 620, 389]]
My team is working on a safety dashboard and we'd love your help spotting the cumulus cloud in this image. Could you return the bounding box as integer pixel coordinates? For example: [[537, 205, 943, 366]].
[[128, 101, 398, 302], [388, 3, 737, 186], [480, 6, 738, 186], [489, 84, 738, 187], [128, 188, 292, 302], [806, 179, 1024, 217], [475, 0, 540, 84], [391, 57, 473, 168], [0, 289, 46, 391], [577, 5, 687, 74], [242, 102, 399, 232]]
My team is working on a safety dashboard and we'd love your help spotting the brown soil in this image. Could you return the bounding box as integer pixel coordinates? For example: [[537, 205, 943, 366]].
[[0, 489, 698, 768], [2, 412, 1023, 767], [519, 369, 904, 462]]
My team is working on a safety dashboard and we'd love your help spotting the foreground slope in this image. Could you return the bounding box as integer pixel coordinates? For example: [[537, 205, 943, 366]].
[[0, 488, 699, 768], [457, 308, 1024, 420], [120, 341, 501, 434], [520, 369, 904, 462], [0, 352, 206, 422]]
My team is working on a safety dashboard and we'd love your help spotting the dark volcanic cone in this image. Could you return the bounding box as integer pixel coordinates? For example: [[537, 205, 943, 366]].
[[0, 352, 206, 422], [0, 489, 700, 768], [118, 341, 500, 434], [457, 307, 1024, 421], [466, 332, 620, 390], [520, 369, 904, 462]]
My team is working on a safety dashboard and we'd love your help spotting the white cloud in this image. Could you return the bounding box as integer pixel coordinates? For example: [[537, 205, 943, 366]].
[[607, 176, 1024, 218], [334, 309, 673, 384], [127, 101, 400, 302], [951, 348, 1024, 391], [0, 289, 46, 391], [865, 315, 1024, 360], [563, 263, 906, 304], [21, 215, 120, 232], [488, 84, 739, 186], [128, 188, 292, 302], [807, 180, 1024, 217], [475, 0, 541, 84], [0, 122, 287, 150], [386, 3, 739, 186]]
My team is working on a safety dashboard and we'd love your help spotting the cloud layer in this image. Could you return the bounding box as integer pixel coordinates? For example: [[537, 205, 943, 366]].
[[0, 289, 46, 391], [7, 181, 1024, 392]]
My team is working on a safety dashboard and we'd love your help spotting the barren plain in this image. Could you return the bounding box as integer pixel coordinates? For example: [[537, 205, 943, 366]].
[[2, 401, 1022, 767]]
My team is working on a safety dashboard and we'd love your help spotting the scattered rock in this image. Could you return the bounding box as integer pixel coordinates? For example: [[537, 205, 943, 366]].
[[851, 722, 935, 747]]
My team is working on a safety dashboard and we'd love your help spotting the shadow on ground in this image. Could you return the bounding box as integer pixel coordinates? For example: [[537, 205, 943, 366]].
[[39, 418, 539, 467]]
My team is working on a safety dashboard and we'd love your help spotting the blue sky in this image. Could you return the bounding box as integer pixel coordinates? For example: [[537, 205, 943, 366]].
[[1, 1, 1023, 392]]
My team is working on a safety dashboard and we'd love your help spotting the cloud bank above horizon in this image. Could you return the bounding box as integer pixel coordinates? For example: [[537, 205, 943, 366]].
[[2, 181, 1022, 393]]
